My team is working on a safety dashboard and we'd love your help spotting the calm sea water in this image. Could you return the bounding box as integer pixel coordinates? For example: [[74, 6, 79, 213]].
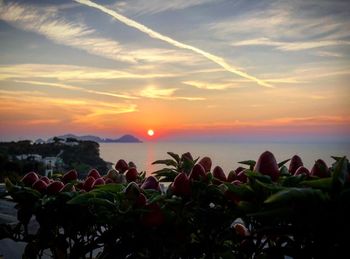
[[99, 142, 350, 175]]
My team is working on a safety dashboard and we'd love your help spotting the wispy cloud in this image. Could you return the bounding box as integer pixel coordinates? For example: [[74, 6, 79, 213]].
[[0, 90, 138, 126], [232, 37, 350, 51], [180, 116, 350, 130], [74, 0, 271, 87], [0, 1, 203, 66], [0, 1, 139, 63], [3, 77, 205, 102], [114, 0, 218, 15], [139, 86, 205, 101], [13, 80, 138, 100], [210, 2, 350, 41], [0, 64, 176, 81], [182, 80, 241, 90]]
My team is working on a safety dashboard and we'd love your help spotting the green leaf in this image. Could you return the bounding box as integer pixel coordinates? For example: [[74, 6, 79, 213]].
[[224, 183, 255, 199], [279, 166, 290, 176], [331, 156, 348, 190], [153, 168, 178, 182], [238, 160, 256, 169], [88, 197, 116, 210], [152, 159, 177, 167], [264, 188, 327, 204], [281, 174, 305, 187], [248, 207, 294, 218], [254, 179, 285, 192], [331, 156, 344, 162], [245, 170, 273, 184], [278, 158, 291, 168], [167, 152, 180, 163], [11, 187, 41, 204], [67, 192, 95, 205], [94, 183, 125, 193], [301, 178, 332, 190]]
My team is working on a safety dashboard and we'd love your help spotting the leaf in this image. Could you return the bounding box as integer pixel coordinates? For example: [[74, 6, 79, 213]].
[[167, 152, 180, 163], [152, 159, 177, 167], [278, 158, 291, 168], [224, 183, 255, 199], [254, 179, 285, 192], [331, 156, 348, 190], [331, 156, 344, 162], [264, 188, 327, 204], [281, 174, 305, 187], [279, 165, 290, 176], [11, 187, 41, 204], [88, 197, 116, 210], [67, 192, 95, 205], [4, 178, 14, 192], [238, 160, 256, 169], [245, 170, 273, 184], [301, 178, 332, 190], [94, 183, 125, 193], [248, 207, 294, 218], [152, 168, 178, 182]]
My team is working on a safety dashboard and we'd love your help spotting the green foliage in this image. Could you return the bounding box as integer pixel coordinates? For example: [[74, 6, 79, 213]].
[[0, 140, 109, 179], [0, 152, 349, 258]]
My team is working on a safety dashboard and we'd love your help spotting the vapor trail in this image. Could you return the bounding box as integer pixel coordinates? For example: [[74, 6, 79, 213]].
[[74, 0, 271, 87]]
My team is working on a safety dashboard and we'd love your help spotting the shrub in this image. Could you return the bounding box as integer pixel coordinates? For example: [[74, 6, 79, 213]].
[[0, 152, 349, 258]]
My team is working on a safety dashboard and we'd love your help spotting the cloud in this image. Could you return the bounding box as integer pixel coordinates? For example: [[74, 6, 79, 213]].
[[139, 86, 205, 101], [0, 63, 176, 81], [179, 116, 350, 130], [13, 80, 138, 100], [74, 0, 271, 87], [0, 2, 203, 65], [0, 90, 138, 126], [232, 37, 350, 51], [114, 0, 218, 15], [210, 2, 350, 41], [182, 80, 242, 90], [0, 1, 140, 63]]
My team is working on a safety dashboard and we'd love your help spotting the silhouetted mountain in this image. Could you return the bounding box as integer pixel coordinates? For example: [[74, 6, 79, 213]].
[[48, 134, 142, 143]]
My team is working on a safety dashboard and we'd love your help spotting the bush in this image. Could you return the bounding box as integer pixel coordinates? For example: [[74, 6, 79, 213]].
[[0, 152, 349, 258]]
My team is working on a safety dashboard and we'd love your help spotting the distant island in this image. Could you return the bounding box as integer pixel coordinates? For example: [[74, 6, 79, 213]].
[[47, 134, 142, 143]]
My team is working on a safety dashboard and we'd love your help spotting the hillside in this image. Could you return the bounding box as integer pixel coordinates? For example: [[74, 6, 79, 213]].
[[0, 140, 111, 181], [48, 134, 142, 143]]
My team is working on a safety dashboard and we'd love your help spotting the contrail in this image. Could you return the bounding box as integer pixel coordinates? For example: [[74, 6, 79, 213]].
[[74, 0, 272, 87]]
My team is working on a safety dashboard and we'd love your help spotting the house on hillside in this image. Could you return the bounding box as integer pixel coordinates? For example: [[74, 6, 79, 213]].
[[16, 154, 42, 161], [43, 157, 64, 176]]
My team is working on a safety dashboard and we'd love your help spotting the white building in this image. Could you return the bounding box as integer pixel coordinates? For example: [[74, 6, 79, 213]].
[[16, 154, 42, 161]]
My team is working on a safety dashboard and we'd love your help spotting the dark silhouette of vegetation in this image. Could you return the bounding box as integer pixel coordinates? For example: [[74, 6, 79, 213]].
[[0, 139, 110, 181]]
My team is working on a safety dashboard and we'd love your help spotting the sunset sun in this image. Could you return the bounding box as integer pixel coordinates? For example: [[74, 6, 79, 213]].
[[147, 129, 154, 137]]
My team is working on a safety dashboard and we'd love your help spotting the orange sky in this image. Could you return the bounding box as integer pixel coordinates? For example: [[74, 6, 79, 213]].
[[0, 0, 349, 142]]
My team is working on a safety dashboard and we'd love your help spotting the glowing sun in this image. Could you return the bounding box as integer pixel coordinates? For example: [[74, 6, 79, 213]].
[[147, 129, 154, 136]]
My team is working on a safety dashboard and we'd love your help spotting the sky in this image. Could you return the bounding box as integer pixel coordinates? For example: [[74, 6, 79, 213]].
[[0, 0, 349, 142]]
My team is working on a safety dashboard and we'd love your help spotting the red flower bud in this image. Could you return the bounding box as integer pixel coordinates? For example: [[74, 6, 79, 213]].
[[87, 169, 101, 180], [125, 167, 138, 183], [141, 176, 160, 191], [254, 151, 280, 181], [62, 169, 78, 183], [32, 179, 47, 193], [198, 156, 212, 172], [189, 164, 206, 180], [46, 181, 64, 195], [289, 155, 303, 174], [115, 159, 129, 173], [21, 172, 39, 186], [172, 173, 191, 197]]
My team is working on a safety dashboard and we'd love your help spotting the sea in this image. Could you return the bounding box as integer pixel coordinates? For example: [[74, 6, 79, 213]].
[[99, 141, 350, 175]]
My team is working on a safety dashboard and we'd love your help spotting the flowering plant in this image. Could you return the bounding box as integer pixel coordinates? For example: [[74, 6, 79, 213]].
[[1, 151, 349, 258]]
